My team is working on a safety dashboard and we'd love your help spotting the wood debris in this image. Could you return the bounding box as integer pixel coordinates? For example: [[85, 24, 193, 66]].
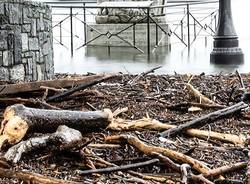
[[0, 73, 249, 184]]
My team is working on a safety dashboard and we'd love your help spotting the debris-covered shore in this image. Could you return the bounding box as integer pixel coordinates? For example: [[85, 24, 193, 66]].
[[0, 72, 249, 184]]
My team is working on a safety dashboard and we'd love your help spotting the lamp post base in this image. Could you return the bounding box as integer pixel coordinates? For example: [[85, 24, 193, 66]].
[[210, 47, 244, 64]]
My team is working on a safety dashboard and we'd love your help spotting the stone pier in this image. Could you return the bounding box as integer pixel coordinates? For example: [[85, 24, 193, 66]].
[[0, 0, 54, 82]]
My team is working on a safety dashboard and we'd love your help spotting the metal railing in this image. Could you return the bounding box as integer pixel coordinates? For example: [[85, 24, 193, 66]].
[[45, 0, 219, 56]]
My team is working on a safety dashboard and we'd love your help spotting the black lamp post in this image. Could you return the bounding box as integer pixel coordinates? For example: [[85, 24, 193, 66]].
[[210, 0, 244, 64]]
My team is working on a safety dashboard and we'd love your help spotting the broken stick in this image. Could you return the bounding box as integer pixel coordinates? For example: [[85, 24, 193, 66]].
[[106, 134, 210, 174], [0, 104, 112, 149], [160, 102, 248, 137], [108, 118, 247, 145], [46, 75, 114, 102], [185, 83, 215, 104], [78, 158, 159, 175]]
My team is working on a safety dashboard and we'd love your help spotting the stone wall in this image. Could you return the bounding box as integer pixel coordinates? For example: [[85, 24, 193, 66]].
[[0, 0, 54, 82]]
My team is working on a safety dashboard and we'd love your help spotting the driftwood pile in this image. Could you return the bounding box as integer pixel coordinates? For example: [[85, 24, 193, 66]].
[[0, 70, 249, 184]]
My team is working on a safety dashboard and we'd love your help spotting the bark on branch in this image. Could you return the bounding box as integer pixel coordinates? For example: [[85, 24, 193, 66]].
[[0, 104, 112, 149], [105, 134, 210, 174], [108, 118, 247, 145], [160, 102, 248, 137]]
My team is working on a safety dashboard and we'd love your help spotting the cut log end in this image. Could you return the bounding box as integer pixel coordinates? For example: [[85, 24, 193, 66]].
[[0, 116, 28, 149]]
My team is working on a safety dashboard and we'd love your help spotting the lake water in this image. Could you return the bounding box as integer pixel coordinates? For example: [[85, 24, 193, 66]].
[[44, 0, 250, 75]]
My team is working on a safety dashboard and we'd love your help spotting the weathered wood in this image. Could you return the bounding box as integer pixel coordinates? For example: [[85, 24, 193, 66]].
[[185, 83, 215, 104], [0, 167, 80, 184], [108, 118, 247, 145], [4, 125, 83, 163], [106, 134, 210, 174], [203, 162, 247, 178], [0, 104, 112, 149], [0, 74, 110, 96], [160, 102, 248, 137], [46, 75, 114, 102]]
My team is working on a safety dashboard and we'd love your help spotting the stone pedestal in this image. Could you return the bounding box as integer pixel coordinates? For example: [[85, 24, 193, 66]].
[[0, 0, 54, 82], [87, 0, 170, 48], [210, 0, 244, 64]]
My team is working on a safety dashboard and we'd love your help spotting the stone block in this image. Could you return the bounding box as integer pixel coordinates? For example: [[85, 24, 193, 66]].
[[2, 51, 13, 66], [0, 30, 8, 50], [0, 67, 9, 81], [37, 13, 45, 31], [22, 24, 31, 33], [0, 52, 2, 66], [22, 6, 32, 23], [37, 64, 45, 81], [13, 26, 22, 64], [31, 19, 37, 37], [8, 3, 21, 24], [0, 3, 4, 15], [21, 33, 28, 51], [28, 37, 39, 51], [9, 64, 25, 81]]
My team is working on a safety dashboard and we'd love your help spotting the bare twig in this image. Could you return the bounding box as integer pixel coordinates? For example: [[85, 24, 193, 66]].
[[77, 158, 159, 175]]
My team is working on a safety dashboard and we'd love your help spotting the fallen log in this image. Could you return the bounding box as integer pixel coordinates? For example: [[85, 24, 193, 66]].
[[46, 75, 114, 102], [0, 74, 110, 96], [108, 118, 247, 145], [4, 125, 83, 163], [160, 102, 248, 137], [0, 167, 80, 184], [0, 104, 112, 149], [105, 134, 210, 174]]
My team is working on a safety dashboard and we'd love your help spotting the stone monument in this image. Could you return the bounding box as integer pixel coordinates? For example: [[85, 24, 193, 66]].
[[0, 0, 54, 82], [86, 0, 170, 48]]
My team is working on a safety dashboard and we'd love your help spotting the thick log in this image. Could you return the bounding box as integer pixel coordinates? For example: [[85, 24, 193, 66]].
[[0, 104, 112, 149], [105, 134, 210, 174], [160, 102, 248, 137], [46, 75, 114, 102], [108, 118, 247, 145], [0, 74, 110, 96]]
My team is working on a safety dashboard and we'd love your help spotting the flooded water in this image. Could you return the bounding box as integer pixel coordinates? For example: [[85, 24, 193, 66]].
[[45, 0, 250, 75]]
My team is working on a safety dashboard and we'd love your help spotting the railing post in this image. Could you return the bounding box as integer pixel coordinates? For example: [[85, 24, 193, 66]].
[[59, 22, 62, 44], [181, 20, 183, 40], [147, 7, 150, 54], [83, 3, 87, 45], [70, 7, 73, 57], [133, 24, 136, 47], [187, 3, 190, 48]]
